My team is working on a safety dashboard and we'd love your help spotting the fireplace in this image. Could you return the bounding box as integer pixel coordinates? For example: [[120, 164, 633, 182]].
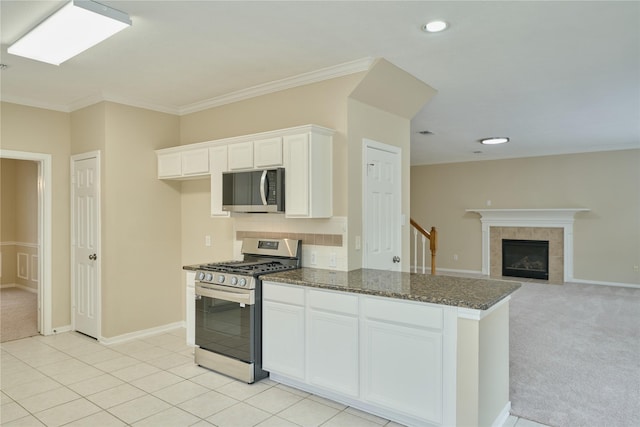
[[502, 239, 549, 280]]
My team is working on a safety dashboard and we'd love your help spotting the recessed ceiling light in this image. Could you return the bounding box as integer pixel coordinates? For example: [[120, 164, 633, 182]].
[[480, 137, 510, 145], [422, 21, 448, 33]]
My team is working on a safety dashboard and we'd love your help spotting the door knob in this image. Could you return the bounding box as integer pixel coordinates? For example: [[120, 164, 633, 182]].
[[89, 254, 97, 261], [392, 256, 401, 263]]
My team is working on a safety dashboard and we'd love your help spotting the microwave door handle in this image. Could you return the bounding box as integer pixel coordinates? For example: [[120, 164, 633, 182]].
[[260, 170, 268, 205]]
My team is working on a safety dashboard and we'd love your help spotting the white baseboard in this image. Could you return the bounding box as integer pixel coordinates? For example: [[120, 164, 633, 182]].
[[0, 283, 38, 293], [493, 401, 511, 427], [436, 267, 484, 275], [410, 266, 484, 276], [571, 278, 640, 289], [99, 321, 185, 345]]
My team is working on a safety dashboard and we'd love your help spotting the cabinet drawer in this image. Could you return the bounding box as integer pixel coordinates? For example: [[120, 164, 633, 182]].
[[309, 289, 358, 315], [263, 282, 305, 305], [363, 297, 443, 330]]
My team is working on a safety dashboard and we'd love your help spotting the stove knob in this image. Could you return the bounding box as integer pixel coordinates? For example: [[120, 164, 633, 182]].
[[218, 275, 225, 283], [238, 278, 247, 287], [205, 273, 213, 282], [230, 276, 238, 286], [197, 272, 205, 281]]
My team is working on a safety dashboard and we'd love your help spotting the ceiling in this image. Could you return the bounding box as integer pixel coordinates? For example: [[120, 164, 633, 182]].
[[1, 1, 638, 165]]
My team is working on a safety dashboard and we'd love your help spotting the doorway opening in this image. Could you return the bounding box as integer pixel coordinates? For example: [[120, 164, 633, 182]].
[[0, 150, 52, 336]]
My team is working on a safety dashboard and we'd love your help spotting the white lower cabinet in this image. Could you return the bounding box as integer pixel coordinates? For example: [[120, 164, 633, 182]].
[[262, 284, 305, 380], [262, 281, 455, 427], [362, 319, 443, 423], [307, 290, 359, 397]]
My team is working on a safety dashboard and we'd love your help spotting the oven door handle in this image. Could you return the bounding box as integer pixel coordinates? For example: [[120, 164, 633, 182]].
[[196, 283, 255, 305]]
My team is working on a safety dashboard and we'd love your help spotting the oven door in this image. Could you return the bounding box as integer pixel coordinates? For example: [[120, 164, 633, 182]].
[[195, 283, 255, 363]]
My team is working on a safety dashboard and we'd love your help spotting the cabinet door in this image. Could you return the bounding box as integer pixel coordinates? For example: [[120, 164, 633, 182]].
[[361, 320, 443, 423], [308, 309, 359, 396], [254, 137, 283, 168], [157, 152, 182, 178], [228, 142, 254, 170], [182, 148, 210, 176], [209, 146, 230, 217], [283, 133, 310, 216], [262, 300, 305, 380]]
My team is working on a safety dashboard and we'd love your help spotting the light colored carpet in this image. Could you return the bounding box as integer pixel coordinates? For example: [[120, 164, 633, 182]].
[[1, 287, 39, 343], [509, 281, 640, 427]]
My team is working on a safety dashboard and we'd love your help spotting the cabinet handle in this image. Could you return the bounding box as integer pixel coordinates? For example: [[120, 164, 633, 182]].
[[392, 256, 401, 263], [89, 254, 97, 261]]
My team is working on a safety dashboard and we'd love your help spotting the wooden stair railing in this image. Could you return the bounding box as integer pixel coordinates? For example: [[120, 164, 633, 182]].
[[410, 218, 437, 275]]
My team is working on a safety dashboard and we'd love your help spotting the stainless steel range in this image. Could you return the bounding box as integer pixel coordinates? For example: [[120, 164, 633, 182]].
[[194, 238, 301, 383]]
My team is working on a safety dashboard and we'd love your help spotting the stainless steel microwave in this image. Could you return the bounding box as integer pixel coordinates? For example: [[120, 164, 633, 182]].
[[222, 168, 285, 213]]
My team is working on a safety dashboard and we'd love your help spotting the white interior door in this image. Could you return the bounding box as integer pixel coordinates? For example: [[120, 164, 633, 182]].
[[363, 140, 401, 271], [72, 152, 100, 338]]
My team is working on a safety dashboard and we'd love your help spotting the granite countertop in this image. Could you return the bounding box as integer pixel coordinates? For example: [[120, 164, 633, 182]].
[[260, 268, 521, 310]]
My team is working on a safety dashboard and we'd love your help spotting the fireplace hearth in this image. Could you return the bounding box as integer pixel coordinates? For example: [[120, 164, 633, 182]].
[[502, 239, 549, 280]]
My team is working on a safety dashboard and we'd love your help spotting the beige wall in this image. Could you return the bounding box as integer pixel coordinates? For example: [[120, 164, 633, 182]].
[[0, 102, 71, 327], [0, 159, 38, 290], [410, 149, 640, 285], [1, 159, 18, 243], [101, 103, 182, 337], [346, 99, 411, 270], [179, 74, 363, 269], [72, 103, 182, 338]]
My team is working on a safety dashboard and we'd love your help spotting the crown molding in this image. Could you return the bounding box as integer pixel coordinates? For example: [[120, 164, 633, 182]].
[[177, 57, 374, 116], [0, 94, 71, 112], [67, 92, 181, 115], [1, 57, 374, 116]]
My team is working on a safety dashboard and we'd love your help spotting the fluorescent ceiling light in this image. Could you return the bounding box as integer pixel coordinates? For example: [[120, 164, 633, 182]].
[[480, 137, 510, 145], [8, 0, 131, 66]]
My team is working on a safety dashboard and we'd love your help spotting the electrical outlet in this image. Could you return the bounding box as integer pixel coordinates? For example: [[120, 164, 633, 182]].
[[329, 252, 337, 267], [634, 265, 639, 272], [453, 254, 458, 261], [355, 236, 361, 250], [205, 235, 211, 247], [486, 200, 492, 206], [310, 251, 317, 265]]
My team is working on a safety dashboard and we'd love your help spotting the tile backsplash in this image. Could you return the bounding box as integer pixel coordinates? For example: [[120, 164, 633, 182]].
[[233, 215, 348, 270], [236, 231, 342, 247]]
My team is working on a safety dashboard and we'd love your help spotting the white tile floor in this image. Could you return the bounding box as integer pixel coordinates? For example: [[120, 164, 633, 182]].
[[1, 329, 550, 426]]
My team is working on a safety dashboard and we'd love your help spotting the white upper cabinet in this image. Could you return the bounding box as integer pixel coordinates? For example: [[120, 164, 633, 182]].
[[254, 137, 283, 168], [227, 141, 254, 170], [157, 147, 209, 179], [228, 138, 283, 170], [157, 152, 182, 178], [209, 145, 229, 217], [284, 131, 332, 218], [156, 125, 335, 216]]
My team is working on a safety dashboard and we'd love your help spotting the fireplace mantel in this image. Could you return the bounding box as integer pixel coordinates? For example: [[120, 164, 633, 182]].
[[466, 208, 589, 223], [466, 208, 590, 281]]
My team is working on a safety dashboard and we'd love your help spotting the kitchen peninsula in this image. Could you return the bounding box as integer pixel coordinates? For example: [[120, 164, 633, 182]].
[[261, 269, 521, 427]]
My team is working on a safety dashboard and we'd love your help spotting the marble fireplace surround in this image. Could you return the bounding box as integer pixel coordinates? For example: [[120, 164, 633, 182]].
[[466, 209, 589, 282]]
